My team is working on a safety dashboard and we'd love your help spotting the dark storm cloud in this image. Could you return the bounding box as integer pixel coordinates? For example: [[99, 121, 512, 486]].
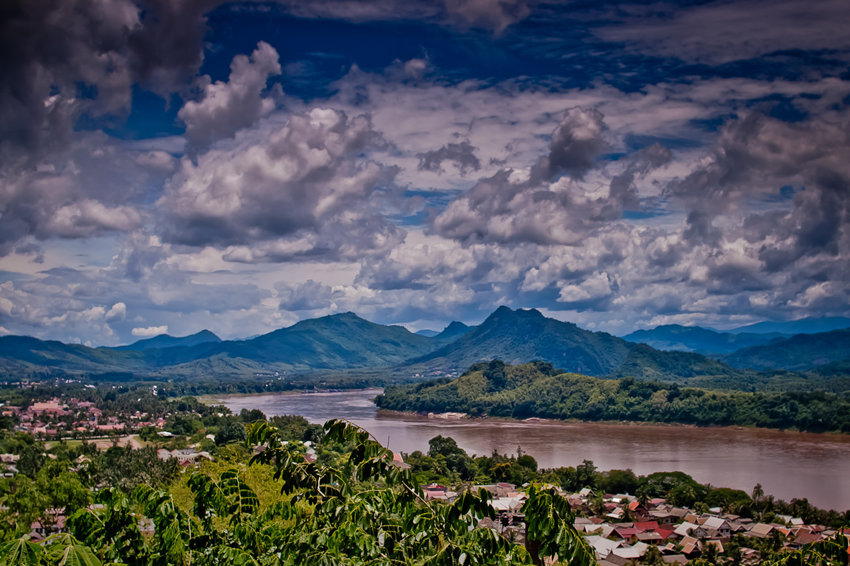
[[417, 141, 481, 174], [531, 107, 606, 182], [669, 112, 850, 270], [277, 280, 336, 311], [0, 0, 217, 163]]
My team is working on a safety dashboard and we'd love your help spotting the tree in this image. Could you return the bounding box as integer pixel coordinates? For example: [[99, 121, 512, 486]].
[[214, 419, 246, 446]]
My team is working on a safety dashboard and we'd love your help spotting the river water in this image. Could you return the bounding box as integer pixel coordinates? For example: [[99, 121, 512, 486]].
[[213, 388, 850, 512]]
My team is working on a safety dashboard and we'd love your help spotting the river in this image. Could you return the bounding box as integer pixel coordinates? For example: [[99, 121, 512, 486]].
[[213, 388, 850, 512]]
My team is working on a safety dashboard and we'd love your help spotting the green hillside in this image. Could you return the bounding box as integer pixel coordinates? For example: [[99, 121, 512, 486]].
[[376, 361, 850, 432], [223, 312, 436, 369], [610, 343, 744, 381], [406, 306, 632, 376]]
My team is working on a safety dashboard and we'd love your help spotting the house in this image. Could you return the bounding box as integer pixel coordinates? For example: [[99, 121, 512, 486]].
[[701, 516, 732, 539], [390, 452, 410, 469], [679, 535, 701, 557], [748, 523, 775, 538], [650, 509, 681, 525], [584, 535, 622, 559], [608, 542, 649, 565], [789, 531, 823, 549], [673, 521, 703, 539]]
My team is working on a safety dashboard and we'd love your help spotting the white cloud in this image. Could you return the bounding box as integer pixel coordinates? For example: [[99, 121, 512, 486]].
[[179, 41, 282, 150], [131, 325, 168, 337], [105, 302, 127, 322], [159, 106, 403, 259]]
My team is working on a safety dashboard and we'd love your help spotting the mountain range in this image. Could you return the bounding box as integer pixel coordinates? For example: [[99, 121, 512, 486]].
[[623, 317, 850, 355], [0, 308, 848, 387]]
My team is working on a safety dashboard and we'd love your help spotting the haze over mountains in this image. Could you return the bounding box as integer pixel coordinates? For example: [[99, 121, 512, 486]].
[[0, 307, 848, 386], [623, 317, 850, 355]]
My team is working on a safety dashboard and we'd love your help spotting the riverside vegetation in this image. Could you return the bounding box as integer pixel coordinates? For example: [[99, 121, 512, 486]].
[[376, 361, 850, 433]]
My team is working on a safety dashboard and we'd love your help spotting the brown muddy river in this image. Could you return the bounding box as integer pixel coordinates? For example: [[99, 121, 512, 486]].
[[213, 388, 850, 512]]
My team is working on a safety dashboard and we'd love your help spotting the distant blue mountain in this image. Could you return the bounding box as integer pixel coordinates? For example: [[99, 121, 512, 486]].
[[622, 325, 785, 355], [722, 329, 850, 371], [727, 317, 850, 335], [115, 329, 222, 351], [415, 329, 439, 337], [433, 321, 473, 345]]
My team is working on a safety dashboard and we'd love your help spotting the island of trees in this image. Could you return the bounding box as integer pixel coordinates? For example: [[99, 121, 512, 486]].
[[376, 361, 850, 433]]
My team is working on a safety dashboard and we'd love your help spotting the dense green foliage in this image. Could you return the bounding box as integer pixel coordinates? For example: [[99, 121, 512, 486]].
[[377, 361, 850, 432], [0, 398, 846, 564], [0, 419, 599, 566]]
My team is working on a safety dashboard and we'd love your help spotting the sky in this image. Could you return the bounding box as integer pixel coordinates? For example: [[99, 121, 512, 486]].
[[1, 0, 849, 345]]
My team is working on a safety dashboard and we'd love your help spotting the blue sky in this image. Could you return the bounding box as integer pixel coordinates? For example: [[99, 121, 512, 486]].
[[1, 0, 849, 345]]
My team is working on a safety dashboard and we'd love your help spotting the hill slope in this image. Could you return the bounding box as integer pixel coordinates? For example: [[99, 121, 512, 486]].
[[115, 330, 222, 351], [723, 329, 850, 371], [405, 306, 632, 376], [0, 336, 147, 374], [221, 312, 436, 369]]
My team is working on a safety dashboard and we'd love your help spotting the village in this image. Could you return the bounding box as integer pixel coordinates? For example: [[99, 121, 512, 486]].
[[1, 396, 163, 438], [0, 394, 846, 564], [418, 478, 844, 564]]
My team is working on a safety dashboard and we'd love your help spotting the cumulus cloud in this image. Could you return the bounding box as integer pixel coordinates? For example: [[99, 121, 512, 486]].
[[0, 133, 180, 255], [669, 112, 850, 269], [556, 271, 615, 307], [431, 107, 666, 245], [159, 107, 403, 259], [531, 107, 607, 182], [105, 302, 127, 322], [277, 279, 336, 311], [179, 41, 282, 150], [132, 325, 168, 337]]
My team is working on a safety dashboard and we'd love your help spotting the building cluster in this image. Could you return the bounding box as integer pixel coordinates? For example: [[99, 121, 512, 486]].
[[420, 482, 846, 564], [2, 398, 166, 438]]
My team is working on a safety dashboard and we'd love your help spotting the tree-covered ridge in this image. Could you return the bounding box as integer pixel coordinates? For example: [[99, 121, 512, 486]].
[[376, 361, 850, 433]]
